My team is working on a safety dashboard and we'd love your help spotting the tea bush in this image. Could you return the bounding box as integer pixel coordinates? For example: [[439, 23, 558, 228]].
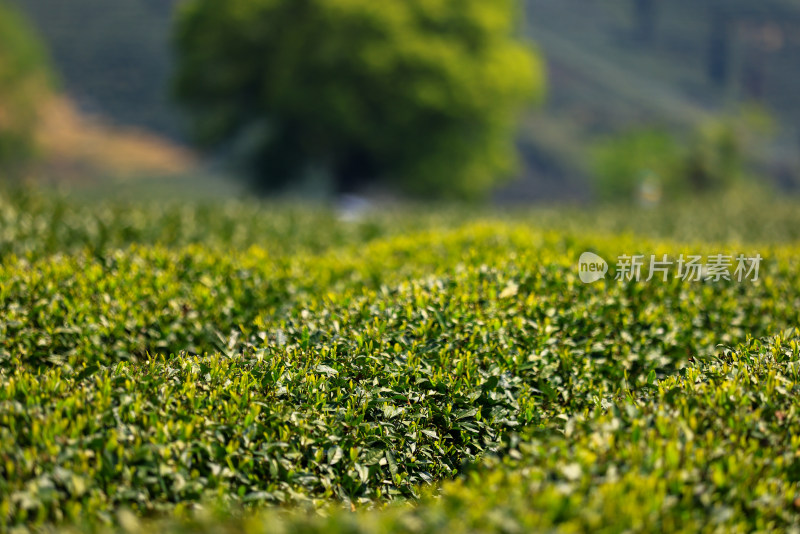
[[140, 331, 797, 534], [2, 187, 800, 531]]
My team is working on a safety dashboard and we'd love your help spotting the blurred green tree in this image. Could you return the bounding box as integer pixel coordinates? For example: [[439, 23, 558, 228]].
[[591, 108, 775, 203], [591, 129, 684, 203], [174, 0, 544, 199], [0, 1, 53, 172], [685, 106, 775, 192]]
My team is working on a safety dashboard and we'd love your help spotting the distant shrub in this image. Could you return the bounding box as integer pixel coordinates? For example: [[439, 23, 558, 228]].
[[591, 129, 684, 203], [591, 109, 775, 203], [684, 107, 776, 193]]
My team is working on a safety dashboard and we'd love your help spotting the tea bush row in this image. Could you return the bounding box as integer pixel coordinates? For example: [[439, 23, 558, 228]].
[[35, 332, 800, 533], [2, 223, 800, 527]]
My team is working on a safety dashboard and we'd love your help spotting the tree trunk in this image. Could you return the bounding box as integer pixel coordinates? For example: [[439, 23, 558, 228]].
[[633, 0, 657, 43], [707, 8, 731, 87], [334, 150, 374, 195]]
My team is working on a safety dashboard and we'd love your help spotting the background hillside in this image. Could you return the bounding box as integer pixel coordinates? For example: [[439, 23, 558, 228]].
[[11, 0, 181, 138], [11, 0, 800, 199], [514, 0, 800, 200]]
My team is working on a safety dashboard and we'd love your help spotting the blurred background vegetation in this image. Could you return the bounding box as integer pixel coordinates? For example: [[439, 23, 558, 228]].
[[173, 0, 543, 199], [0, 1, 53, 174], [1, 0, 800, 203]]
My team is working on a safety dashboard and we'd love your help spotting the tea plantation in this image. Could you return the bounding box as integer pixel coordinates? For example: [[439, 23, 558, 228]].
[[2, 187, 800, 532]]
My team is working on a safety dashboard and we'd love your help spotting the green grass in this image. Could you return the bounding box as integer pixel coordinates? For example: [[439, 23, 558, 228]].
[[2, 187, 800, 532]]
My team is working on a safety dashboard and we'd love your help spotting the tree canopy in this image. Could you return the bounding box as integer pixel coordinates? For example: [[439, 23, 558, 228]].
[[0, 1, 53, 169], [174, 0, 544, 199]]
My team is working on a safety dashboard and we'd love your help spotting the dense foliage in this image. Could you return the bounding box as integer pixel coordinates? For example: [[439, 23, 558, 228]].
[[97, 332, 800, 534], [0, 1, 52, 170], [173, 0, 543, 198], [2, 187, 800, 531]]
